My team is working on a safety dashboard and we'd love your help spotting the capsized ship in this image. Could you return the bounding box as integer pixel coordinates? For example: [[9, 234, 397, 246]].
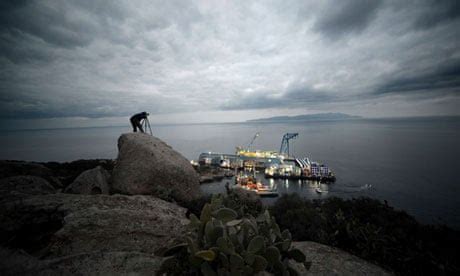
[[264, 158, 335, 181], [196, 132, 336, 182], [236, 148, 282, 159]]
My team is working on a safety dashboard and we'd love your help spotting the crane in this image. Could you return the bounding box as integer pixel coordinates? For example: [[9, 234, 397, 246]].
[[247, 132, 259, 151], [279, 133, 298, 156]]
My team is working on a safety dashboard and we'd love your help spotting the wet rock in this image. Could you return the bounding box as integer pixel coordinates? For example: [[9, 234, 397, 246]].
[[64, 166, 110, 195], [0, 160, 62, 188], [0, 175, 55, 196], [111, 133, 201, 202], [290, 241, 392, 275]]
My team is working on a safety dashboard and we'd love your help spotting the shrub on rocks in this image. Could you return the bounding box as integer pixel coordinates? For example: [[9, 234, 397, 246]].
[[158, 194, 309, 275], [271, 194, 460, 275]]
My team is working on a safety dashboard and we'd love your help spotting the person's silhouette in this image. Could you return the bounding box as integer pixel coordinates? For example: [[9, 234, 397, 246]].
[[130, 111, 149, 133]]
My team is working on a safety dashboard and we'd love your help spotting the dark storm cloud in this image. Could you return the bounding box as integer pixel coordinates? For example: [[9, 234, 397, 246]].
[[0, 1, 95, 49], [0, 0, 125, 64], [0, 85, 189, 119], [0, 0, 182, 62], [0, 0, 459, 121], [0, 33, 54, 64], [221, 84, 335, 110], [375, 59, 460, 95], [412, 0, 460, 30], [312, 0, 382, 38]]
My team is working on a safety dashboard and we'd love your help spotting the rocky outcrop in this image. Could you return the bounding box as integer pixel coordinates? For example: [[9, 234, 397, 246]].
[[0, 161, 62, 188], [64, 166, 110, 195], [291, 241, 392, 275], [0, 192, 188, 275], [43, 159, 115, 188], [0, 176, 55, 196], [111, 133, 201, 202]]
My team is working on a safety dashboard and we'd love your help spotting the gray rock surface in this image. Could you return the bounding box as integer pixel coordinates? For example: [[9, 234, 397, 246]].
[[64, 166, 110, 195], [0, 160, 62, 188], [291, 241, 392, 275], [0, 247, 161, 275], [0, 175, 55, 196], [0, 192, 188, 275], [111, 133, 201, 202]]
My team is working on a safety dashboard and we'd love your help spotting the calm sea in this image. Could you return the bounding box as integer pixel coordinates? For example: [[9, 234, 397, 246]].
[[1, 117, 459, 228]]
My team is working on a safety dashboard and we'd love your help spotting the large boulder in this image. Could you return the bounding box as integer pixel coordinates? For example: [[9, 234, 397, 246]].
[[111, 133, 201, 202], [0, 160, 62, 188], [0, 192, 188, 275], [290, 241, 392, 275], [64, 166, 110, 195]]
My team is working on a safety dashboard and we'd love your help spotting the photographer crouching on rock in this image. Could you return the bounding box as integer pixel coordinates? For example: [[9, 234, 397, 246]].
[[130, 111, 149, 133]]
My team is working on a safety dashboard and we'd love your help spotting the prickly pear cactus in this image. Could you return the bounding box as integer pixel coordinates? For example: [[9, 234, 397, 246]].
[[158, 194, 310, 275]]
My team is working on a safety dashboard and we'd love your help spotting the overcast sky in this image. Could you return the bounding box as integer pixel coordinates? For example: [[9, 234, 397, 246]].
[[0, 0, 459, 127]]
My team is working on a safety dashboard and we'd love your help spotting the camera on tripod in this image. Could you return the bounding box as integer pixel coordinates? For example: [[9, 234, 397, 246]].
[[141, 117, 152, 135]]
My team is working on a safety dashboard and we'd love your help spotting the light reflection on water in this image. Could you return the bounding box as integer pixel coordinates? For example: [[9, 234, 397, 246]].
[[200, 170, 374, 206]]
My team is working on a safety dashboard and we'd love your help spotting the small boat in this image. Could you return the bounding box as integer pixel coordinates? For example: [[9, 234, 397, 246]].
[[315, 187, 322, 194], [254, 183, 279, 197], [235, 174, 278, 197]]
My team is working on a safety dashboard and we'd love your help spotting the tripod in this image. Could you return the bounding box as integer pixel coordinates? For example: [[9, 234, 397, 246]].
[[141, 118, 153, 135]]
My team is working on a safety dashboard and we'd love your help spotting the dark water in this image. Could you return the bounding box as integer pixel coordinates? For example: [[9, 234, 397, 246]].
[[0, 118, 459, 228]]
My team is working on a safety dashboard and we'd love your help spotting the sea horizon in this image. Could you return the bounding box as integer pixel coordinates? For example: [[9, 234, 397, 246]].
[[1, 114, 459, 132]]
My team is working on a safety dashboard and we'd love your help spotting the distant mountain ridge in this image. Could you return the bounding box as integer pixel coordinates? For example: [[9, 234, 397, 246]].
[[247, 113, 361, 122]]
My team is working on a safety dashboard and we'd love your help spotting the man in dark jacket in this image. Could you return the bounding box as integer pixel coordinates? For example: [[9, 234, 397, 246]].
[[130, 111, 149, 133]]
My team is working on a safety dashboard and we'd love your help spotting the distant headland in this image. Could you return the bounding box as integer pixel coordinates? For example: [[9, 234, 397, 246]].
[[247, 112, 362, 123]]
